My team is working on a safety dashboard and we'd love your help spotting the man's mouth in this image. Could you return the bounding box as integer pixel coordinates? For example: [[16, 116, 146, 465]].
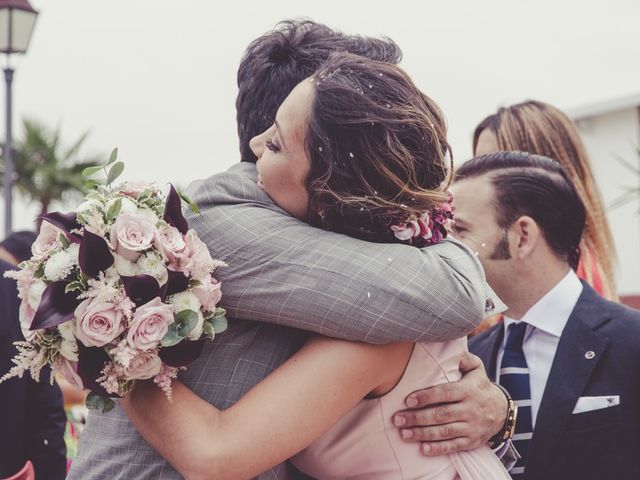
[[257, 176, 265, 190]]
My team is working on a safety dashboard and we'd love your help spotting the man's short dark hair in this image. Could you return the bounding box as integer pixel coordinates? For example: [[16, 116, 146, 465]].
[[0, 230, 37, 263], [455, 151, 586, 269], [235, 19, 402, 162]]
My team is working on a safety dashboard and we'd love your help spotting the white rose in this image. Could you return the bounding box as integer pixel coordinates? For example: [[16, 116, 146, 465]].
[[113, 253, 140, 277], [27, 279, 48, 311], [59, 338, 79, 362], [168, 291, 201, 313], [44, 245, 78, 281], [58, 320, 76, 341], [77, 198, 102, 216], [137, 251, 168, 285]]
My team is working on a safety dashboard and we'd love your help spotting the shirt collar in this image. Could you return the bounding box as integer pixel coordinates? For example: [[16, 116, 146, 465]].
[[504, 270, 583, 338]]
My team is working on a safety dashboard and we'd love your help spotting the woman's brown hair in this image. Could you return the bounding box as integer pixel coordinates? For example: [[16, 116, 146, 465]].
[[473, 100, 617, 299], [304, 52, 452, 244]]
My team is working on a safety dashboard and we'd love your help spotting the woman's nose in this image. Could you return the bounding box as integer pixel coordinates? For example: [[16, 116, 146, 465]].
[[250, 125, 276, 160]]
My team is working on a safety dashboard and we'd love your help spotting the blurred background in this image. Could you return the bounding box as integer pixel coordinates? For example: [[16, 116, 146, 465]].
[[1, 0, 639, 300]]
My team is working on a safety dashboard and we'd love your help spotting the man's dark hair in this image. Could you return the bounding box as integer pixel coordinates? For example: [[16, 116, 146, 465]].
[[235, 19, 402, 163], [0, 230, 37, 263], [456, 151, 586, 270]]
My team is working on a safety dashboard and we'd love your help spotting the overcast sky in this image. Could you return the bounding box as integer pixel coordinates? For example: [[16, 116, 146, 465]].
[[3, 0, 640, 229]]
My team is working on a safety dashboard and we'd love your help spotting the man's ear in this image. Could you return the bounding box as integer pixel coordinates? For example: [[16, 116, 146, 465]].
[[510, 216, 540, 260]]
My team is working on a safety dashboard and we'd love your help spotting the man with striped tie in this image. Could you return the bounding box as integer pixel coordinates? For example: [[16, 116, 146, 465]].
[[449, 151, 640, 480]]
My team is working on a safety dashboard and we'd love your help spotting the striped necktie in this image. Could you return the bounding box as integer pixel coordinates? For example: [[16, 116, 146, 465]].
[[499, 322, 533, 478]]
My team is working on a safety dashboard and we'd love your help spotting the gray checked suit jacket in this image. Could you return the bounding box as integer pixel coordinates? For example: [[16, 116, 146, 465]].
[[69, 162, 498, 480]]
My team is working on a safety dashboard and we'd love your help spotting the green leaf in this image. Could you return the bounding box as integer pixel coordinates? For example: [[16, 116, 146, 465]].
[[213, 307, 226, 318], [59, 233, 70, 249], [33, 262, 45, 279], [86, 392, 116, 414], [82, 165, 105, 178], [105, 198, 122, 223], [179, 191, 201, 215], [211, 315, 228, 334], [65, 281, 83, 294], [106, 161, 125, 185], [84, 179, 100, 190], [160, 323, 184, 347], [174, 309, 199, 337], [107, 147, 118, 166], [202, 320, 215, 340]]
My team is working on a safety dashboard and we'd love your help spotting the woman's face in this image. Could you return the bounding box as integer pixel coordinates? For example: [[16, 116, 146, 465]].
[[474, 128, 500, 156], [251, 79, 314, 220]]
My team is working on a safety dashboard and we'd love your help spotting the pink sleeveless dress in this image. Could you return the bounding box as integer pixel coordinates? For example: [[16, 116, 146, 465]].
[[292, 338, 511, 480]]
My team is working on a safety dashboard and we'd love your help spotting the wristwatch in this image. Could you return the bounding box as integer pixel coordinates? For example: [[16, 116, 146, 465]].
[[489, 383, 518, 445]]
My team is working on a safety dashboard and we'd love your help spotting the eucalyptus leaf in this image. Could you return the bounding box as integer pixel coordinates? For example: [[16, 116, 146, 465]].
[[105, 198, 122, 223], [179, 191, 201, 215], [107, 147, 118, 166], [106, 161, 125, 186], [211, 315, 228, 334], [160, 323, 184, 347], [213, 307, 227, 318], [175, 309, 199, 337], [82, 165, 105, 177], [202, 320, 215, 340], [86, 392, 116, 414]]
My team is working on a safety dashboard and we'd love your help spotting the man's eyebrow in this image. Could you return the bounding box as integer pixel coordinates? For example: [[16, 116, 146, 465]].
[[274, 119, 288, 150]]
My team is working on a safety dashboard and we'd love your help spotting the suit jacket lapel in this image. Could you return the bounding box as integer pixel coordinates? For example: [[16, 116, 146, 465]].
[[525, 284, 611, 479], [471, 325, 504, 382]]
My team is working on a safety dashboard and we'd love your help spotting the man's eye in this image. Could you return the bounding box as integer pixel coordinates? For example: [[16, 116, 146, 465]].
[[265, 140, 280, 153]]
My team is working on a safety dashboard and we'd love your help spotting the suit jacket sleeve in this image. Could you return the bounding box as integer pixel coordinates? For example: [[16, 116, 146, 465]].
[[187, 163, 498, 343]]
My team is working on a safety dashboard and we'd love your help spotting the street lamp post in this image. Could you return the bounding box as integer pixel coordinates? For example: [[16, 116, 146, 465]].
[[0, 0, 38, 236]]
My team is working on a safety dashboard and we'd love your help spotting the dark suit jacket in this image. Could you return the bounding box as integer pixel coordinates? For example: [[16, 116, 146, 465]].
[[470, 282, 640, 480], [0, 260, 67, 479]]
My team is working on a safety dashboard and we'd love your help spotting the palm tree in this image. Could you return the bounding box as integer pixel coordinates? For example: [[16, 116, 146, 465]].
[[1, 118, 101, 227]]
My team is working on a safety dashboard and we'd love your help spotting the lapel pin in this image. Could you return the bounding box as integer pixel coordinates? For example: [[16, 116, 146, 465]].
[[584, 350, 595, 360]]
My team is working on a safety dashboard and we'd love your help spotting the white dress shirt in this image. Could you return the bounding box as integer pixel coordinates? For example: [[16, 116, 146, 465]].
[[496, 270, 583, 427]]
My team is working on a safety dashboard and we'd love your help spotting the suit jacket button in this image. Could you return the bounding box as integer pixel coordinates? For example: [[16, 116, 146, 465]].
[[585, 350, 595, 359]]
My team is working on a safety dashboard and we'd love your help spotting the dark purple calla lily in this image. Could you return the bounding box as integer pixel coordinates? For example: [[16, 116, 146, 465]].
[[120, 274, 160, 307], [77, 343, 113, 397], [40, 212, 82, 243], [159, 337, 206, 367], [31, 281, 80, 330], [163, 184, 188, 235], [79, 230, 114, 279], [161, 270, 190, 299]]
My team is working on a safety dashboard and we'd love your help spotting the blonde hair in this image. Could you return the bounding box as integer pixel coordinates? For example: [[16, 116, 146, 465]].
[[473, 100, 617, 299]]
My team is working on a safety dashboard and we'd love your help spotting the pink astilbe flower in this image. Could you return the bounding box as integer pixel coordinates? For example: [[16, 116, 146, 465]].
[[153, 365, 182, 401]]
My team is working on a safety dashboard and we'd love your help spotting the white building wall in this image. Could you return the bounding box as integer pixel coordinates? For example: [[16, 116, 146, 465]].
[[574, 108, 640, 295]]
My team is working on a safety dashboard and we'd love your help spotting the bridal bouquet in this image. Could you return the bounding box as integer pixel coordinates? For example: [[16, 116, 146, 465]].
[[1, 149, 227, 412]]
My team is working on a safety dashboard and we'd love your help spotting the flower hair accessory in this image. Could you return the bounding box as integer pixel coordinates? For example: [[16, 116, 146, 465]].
[[391, 192, 455, 247]]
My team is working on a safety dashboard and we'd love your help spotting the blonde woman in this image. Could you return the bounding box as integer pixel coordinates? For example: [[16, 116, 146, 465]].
[[473, 100, 617, 301]]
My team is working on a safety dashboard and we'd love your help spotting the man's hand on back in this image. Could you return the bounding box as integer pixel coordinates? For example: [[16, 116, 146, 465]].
[[392, 352, 508, 455]]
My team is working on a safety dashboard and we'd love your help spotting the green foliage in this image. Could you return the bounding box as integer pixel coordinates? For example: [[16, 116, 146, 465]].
[[0, 118, 102, 219], [86, 392, 116, 414], [161, 309, 200, 347]]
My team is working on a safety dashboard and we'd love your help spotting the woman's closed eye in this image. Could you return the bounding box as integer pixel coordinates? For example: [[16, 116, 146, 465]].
[[266, 139, 280, 153]]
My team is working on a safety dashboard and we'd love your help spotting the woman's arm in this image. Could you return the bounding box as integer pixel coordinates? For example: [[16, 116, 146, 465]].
[[121, 337, 412, 480]]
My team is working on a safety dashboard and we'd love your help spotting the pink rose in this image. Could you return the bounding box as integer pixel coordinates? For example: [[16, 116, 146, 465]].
[[182, 231, 215, 279], [127, 297, 174, 350], [154, 224, 186, 267], [124, 350, 162, 380], [55, 357, 84, 390], [119, 181, 156, 198], [74, 297, 125, 347], [110, 213, 156, 262], [192, 276, 222, 312], [391, 220, 421, 241], [32, 221, 63, 258]]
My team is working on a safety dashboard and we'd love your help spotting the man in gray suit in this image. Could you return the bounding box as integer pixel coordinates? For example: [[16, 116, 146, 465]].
[[69, 20, 508, 479]]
